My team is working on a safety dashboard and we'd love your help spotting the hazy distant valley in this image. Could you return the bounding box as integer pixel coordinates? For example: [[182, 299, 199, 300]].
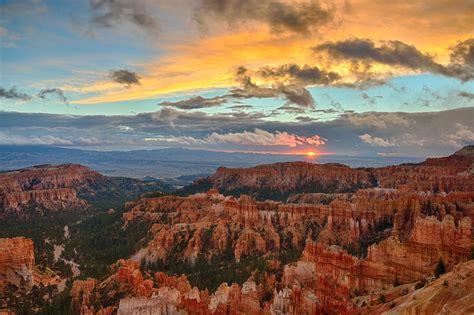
[[0, 145, 424, 185]]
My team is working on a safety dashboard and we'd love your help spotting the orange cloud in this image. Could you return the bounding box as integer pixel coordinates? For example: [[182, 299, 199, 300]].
[[69, 0, 473, 105]]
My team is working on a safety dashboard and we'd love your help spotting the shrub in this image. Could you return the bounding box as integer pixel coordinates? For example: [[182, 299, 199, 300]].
[[378, 295, 386, 303], [414, 280, 425, 290]]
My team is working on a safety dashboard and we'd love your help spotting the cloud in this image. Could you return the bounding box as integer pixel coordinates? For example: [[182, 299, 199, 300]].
[[229, 104, 254, 111], [0, 107, 472, 157], [314, 38, 474, 81], [206, 129, 326, 147], [37, 88, 69, 105], [295, 116, 317, 123], [0, 131, 103, 146], [458, 91, 474, 100], [444, 123, 474, 147], [315, 38, 440, 69], [361, 93, 383, 108], [0, 87, 31, 100], [148, 107, 268, 128], [343, 112, 410, 128], [158, 95, 227, 109], [275, 104, 306, 114], [258, 64, 340, 85], [146, 128, 326, 148], [195, 0, 334, 35], [228, 66, 315, 107], [359, 133, 396, 147], [89, 0, 159, 33], [109, 69, 141, 87], [450, 38, 474, 66]]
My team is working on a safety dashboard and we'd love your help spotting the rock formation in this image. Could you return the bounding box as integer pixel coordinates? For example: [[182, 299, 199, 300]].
[[0, 237, 35, 290], [0, 164, 170, 216], [366, 260, 474, 314]]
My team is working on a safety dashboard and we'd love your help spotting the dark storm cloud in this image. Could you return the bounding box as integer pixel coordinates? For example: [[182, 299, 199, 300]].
[[158, 95, 227, 109], [196, 0, 334, 35], [258, 64, 340, 85], [37, 88, 69, 105], [109, 69, 141, 87], [89, 0, 159, 32], [314, 38, 474, 81], [0, 87, 31, 100]]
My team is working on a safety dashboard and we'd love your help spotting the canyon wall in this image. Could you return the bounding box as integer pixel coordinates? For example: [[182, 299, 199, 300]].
[[0, 164, 97, 214], [0, 237, 35, 291]]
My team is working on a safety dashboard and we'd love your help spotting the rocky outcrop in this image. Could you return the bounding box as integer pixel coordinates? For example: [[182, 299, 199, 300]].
[[0, 237, 35, 290], [70, 260, 155, 314], [0, 164, 95, 214], [367, 260, 474, 314], [0, 236, 62, 313], [0, 164, 171, 216], [179, 145, 474, 200], [207, 162, 372, 200], [127, 186, 474, 266], [300, 214, 471, 295]]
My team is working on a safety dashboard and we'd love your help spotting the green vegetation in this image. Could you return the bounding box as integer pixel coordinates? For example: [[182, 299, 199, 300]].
[[143, 248, 301, 293], [176, 178, 372, 201], [64, 207, 152, 280], [37, 290, 74, 315], [415, 279, 427, 290], [175, 178, 213, 196]]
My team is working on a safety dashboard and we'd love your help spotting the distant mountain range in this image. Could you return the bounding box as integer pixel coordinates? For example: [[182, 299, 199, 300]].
[[0, 145, 424, 183]]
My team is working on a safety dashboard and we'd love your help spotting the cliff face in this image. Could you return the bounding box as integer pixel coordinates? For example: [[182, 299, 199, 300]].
[[180, 146, 473, 200], [366, 260, 474, 314], [115, 187, 473, 313], [0, 164, 171, 216], [0, 237, 35, 291], [208, 162, 372, 200], [0, 236, 61, 298], [125, 188, 474, 266], [0, 164, 96, 214], [301, 214, 471, 295]]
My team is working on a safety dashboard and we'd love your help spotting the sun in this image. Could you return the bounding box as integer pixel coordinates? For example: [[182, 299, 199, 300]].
[[306, 151, 316, 157]]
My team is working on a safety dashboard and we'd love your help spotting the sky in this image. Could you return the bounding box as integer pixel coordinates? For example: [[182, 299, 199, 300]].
[[0, 0, 473, 157]]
